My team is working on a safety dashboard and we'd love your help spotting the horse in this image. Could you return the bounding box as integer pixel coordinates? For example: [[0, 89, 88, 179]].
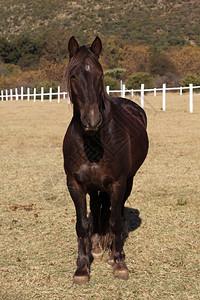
[[63, 36, 149, 284]]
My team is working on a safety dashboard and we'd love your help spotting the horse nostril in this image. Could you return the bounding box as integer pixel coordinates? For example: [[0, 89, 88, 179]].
[[97, 113, 102, 126], [92, 113, 102, 128], [83, 115, 89, 126]]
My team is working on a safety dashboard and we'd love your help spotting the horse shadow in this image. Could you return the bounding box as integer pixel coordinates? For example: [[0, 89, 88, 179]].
[[122, 207, 142, 243], [88, 206, 141, 245]]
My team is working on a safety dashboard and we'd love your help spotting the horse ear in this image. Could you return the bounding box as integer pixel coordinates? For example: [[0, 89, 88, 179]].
[[91, 36, 102, 58], [68, 36, 79, 58]]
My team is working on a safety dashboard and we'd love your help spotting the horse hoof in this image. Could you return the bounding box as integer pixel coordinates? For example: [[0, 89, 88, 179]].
[[113, 263, 129, 280], [73, 267, 90, 285], [73, 274, 90, 285]]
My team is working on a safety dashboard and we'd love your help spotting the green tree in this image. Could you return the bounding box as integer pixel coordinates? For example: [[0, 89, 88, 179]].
[[14, 34, 44, 69], [0, 36, 12, 63], [181, 74, 200, 87], [149, 51, 177, 76], [100, 35, 124, 70], [0, 34, 44, 67], [126, 72, 154, 89], [42, 29, 70, 62], [119, 45, 151, 76], [104, 68, 126, 80]]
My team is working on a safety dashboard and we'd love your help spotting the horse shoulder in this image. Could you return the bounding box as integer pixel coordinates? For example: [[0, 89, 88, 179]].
[[63, 120, 84, 174]]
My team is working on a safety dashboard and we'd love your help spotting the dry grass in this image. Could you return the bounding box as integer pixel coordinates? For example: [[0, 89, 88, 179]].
[[0, 93, 200, 299]]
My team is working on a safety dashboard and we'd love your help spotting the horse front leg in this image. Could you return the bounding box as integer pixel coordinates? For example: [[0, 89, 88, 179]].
[[109, 180, 129, 280], [67, 175, 90, 285]]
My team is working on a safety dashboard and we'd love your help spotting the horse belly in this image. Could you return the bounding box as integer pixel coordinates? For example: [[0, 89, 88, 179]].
[[127, 129, 148, 176]]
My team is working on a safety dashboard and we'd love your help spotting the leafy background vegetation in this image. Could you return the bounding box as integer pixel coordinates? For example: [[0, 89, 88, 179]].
[[1, 0, 200, 90]]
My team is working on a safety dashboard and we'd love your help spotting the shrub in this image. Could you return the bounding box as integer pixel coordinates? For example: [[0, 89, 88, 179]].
[[104, 68, 126, 80], [104, 76, 119, 90], [0, 62, 20, 77], [154, 72, 181, 88], [0, 62, 9, 77], [181, 74, 200, 87], [0, 69, 44, 90], [126, 72, 154, 90], [149, 52, 177, 76]]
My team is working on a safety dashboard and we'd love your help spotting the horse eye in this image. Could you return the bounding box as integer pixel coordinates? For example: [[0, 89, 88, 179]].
[[71, 74, 76, 80]]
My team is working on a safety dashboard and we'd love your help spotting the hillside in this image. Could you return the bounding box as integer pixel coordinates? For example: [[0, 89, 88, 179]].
[[0, 0, 200, 48]]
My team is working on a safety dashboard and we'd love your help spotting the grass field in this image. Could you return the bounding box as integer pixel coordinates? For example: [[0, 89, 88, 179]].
[[0, 93, 200, 299]]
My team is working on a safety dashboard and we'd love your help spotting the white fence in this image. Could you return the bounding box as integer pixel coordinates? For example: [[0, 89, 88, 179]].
[[107, 82, 200, 113], [1, 83, 199, 113], [0, 86, 71, 104]]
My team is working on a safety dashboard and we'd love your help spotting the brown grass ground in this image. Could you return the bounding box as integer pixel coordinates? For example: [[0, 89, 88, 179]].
[[0, 92, 199, 299]]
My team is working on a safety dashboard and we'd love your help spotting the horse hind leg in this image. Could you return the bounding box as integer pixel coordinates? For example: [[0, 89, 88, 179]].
[[90, 191, 103, 260], [91, 233, 103, 260], [99, 192, 111, 237], [108, 177, 134, 268], [122, 176, 134, 237], [98, 192, 116, 265], [109, 180, 130, 280]]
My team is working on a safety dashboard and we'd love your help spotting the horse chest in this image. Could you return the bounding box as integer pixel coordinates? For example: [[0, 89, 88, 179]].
[[73, 163, 114, 192]]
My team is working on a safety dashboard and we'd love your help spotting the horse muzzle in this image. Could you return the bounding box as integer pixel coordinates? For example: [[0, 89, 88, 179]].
[[82, 111, 102, 133]]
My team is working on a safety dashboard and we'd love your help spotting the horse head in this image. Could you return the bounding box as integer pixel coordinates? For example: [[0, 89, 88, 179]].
[[66, 36, 104, 133]]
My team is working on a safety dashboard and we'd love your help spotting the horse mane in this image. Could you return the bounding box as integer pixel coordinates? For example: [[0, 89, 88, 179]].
[[64, 45, 111, 104]]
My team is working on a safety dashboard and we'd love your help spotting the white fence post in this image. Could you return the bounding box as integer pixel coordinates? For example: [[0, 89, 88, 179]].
[[10, 89, 13, 101], [49, 87, 52, 102], [131, 89, 134, 98], [1, 90, 4, 101], [154, 88, 157, 96], [180, 87, 182, 95], [41, 87, 44, 102], [33, 88, 36, 102], [67, 92, 70, 104], [141, 84, 144, 108], [15, 88, 18, 100], [189, 84, 193, 113], [5, 89, 8, 101], [27, 88, 30, 101], [121, 84, 126, 98], [162, 83, 166, 111], [21, 87, 23, 100], [58, 86, 60, 103], [106, 86, 110, 95]]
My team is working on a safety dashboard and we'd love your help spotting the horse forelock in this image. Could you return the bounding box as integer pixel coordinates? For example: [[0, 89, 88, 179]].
[[67, 46, 99, 74]]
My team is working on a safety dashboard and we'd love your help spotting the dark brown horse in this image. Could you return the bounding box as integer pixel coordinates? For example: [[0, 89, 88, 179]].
[[63, 36, 148, 284]]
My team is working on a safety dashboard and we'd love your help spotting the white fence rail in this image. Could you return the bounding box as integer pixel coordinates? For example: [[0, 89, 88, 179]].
[[107, 83, 200, 113], [0, 86, 71, 104], [1, 83, 200, 113]]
